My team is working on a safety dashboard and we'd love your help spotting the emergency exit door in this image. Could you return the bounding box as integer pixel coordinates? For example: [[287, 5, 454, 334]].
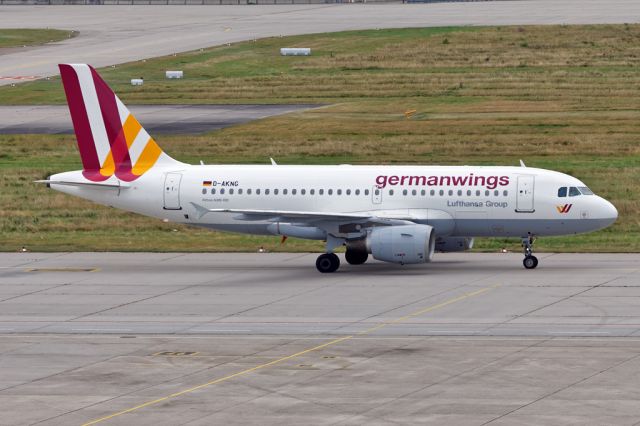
[[516, 175, 535, 212], [163, 173, 182, 210]]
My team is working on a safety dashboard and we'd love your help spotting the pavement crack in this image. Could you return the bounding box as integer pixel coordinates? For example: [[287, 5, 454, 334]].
[[480, 350, 640, 425]]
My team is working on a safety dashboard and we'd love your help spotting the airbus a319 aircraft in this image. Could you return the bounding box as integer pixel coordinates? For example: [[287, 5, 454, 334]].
[[40, 64, 618, 273]]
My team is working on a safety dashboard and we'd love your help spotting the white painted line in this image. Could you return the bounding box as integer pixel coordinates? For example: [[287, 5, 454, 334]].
[[550, 331, 611, 335], [71, 328, 132, 332], [192, 329, 251, 333]]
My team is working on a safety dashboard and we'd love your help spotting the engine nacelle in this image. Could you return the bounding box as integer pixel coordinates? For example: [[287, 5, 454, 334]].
[[435, 237, 474, 252], [368, 224, 436, 264]]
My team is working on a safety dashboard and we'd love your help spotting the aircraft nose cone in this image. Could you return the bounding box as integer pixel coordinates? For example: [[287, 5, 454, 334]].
[[601, 198, 618, 226]]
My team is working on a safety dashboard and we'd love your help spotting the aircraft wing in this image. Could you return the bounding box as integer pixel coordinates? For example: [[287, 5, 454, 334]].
[[190, 203, 412, 227]]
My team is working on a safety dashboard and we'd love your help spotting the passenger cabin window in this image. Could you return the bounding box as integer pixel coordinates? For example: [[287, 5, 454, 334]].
[[569, 186, 581, 197], [558, 187, 567, 197]]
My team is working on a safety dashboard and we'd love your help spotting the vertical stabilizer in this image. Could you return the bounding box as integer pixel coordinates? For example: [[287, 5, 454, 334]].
[[59, 64, 181, 182]]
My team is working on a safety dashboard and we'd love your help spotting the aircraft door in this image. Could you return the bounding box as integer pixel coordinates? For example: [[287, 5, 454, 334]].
[[163, 173, 182, 210], [372, 186, 382, 204], [516, 175, 535, 212]]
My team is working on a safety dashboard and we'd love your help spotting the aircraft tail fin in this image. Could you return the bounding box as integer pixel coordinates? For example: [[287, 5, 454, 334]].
[[58, 64, 181, 182]]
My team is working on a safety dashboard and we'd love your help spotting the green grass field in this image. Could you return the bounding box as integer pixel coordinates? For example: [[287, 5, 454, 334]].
[[0, 29, 75, 49], [0, 25, 638, 253]]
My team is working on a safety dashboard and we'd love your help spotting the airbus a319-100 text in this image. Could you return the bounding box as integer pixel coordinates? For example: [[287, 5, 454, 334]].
[[40, 64, 618, 273]]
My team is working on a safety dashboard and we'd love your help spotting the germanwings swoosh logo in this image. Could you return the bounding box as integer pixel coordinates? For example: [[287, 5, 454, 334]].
[[59, 64, 162, 182], [556, 204, 573, 213]]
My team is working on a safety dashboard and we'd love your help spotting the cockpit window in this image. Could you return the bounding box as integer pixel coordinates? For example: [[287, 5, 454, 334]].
[[578, 186, 594, 195], [569, 186, 581, 197], [558, 187, 567, 197]]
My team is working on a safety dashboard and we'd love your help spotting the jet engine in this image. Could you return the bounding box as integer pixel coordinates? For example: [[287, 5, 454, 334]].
[[435, 237, 474, 252], [366, 224, 436, 264]]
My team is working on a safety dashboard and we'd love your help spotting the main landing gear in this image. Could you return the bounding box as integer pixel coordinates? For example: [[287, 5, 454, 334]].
[[522, 233, 539, 269], [316, 253, 340, 273], [345, 249, 368, 265]]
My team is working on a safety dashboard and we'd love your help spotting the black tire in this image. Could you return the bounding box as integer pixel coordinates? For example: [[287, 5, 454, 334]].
[[316, 253, 340, 273], [523, 255, 538, 269], [345, 249, 368, 265]]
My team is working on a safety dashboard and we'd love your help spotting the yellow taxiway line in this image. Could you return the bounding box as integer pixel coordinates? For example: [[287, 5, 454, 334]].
[[82, 284, 499, 426]]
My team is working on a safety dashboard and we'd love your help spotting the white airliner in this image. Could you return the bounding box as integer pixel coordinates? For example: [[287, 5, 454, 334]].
[[40, 64, 618, 273]]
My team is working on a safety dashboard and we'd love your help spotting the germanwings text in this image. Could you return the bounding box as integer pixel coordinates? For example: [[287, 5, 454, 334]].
[[375, 174, 509, 190]]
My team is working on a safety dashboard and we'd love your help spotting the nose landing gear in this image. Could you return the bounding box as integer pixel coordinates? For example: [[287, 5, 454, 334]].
[[522, 233, 538, 269]]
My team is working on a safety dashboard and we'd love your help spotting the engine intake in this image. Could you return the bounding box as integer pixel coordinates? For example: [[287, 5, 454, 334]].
[[367, 224, 436, 264]]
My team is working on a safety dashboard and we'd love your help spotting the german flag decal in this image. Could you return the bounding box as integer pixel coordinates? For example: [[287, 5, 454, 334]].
[[202, 181, 212, 187]]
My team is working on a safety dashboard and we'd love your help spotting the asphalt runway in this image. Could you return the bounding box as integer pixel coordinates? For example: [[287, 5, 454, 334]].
[[2, 0, 640, 85], [0, 104, 316, 135], [1, 252, 639, 424]]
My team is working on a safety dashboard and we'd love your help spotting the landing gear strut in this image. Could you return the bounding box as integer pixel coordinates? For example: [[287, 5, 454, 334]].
[[522, 233, 539, 269], [316, 253, 340, 273]]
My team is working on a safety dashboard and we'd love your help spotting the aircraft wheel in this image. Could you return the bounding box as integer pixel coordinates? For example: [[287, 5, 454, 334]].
[[345, 249, 368, 265], [316, 253, 340, 273], [523, 255, 539, 269]]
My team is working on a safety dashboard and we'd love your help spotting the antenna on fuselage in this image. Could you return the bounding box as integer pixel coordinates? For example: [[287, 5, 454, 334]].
[[519, 159, 527, 168], [270, 158, 278, 166]]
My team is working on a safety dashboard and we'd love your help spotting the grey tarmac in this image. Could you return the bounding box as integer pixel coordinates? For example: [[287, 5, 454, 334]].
[[0, 104, 317, 135], [0, 252, 639, 425], [2, 0, 640, 85]]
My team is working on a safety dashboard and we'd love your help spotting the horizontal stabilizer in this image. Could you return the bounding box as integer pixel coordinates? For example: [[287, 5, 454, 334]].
[[34, 180, 128, 189]]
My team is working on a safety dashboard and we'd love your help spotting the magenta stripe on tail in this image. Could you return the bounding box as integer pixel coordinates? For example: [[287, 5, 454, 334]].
[[89, 66, 138, 182], [58, 64, 108, 182]]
